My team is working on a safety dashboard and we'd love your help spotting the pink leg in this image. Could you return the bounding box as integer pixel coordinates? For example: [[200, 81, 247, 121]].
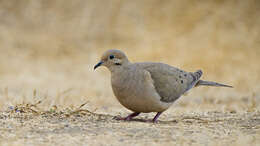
[[152, 112, 163, 123], [115, 112, 140, 121]]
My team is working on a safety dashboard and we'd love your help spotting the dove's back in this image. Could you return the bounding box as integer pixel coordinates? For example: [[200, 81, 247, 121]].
[[134, 62, 202, 103]]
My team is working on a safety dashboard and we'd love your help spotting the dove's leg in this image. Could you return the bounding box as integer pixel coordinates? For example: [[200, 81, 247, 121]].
[[152, 112, 162, 122], [115, 112, 140, 121]]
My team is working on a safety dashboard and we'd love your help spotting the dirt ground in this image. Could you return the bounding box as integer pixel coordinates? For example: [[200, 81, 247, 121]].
[[0, 102, 259, 146]]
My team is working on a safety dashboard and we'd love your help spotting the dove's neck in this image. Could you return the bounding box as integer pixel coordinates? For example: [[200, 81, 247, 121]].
[[109, 62, 132, 74], [110, 63, 132, 89]]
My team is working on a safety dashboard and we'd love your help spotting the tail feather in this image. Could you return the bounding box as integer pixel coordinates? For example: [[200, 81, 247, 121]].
[[196, 80, 233, 88], [192, 70, 203, 82]]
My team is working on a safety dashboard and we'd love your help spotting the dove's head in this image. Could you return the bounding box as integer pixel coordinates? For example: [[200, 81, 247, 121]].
[[94, 49, 130, 71]]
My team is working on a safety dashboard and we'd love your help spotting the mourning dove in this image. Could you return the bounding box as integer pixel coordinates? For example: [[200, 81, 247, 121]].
[[94, 49, 232, 122]]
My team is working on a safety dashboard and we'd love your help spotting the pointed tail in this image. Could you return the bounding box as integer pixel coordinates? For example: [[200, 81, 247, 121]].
[[195, 80, 233, 88]]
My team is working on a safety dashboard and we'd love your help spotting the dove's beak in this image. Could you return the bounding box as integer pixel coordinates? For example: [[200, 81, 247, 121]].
[[94, 61, 103, 70]]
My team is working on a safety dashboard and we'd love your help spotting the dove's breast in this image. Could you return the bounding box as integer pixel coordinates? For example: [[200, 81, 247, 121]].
[[111, 66, 172, 113]]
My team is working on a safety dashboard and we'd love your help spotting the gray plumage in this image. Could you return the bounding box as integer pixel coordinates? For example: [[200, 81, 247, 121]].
[[94, 49, 232, 122]]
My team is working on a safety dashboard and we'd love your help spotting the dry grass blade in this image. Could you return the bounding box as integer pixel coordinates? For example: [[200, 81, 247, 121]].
[[248, 92, 257, 112], [4, 87, 8, 98], [33, 89, 37, 98], [65, 101, 99, 117], [78, 101, 89, 109], [10, 100, 43, 114]]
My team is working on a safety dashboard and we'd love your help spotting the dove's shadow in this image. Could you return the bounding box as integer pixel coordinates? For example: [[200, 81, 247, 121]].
[[112, 116, 178, 124]]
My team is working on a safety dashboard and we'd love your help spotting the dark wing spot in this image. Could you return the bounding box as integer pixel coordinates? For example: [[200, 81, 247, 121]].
[[180, 70, 183, 73], [179, 75, 182, 78], [188, 70, 203, 89], [191, 74, 196, 82], [181, 80, 183, 84], [184, 74, 187, 77]]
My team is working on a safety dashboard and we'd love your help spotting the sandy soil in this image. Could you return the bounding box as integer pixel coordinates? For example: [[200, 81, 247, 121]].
[[0, 103, 259, 146]]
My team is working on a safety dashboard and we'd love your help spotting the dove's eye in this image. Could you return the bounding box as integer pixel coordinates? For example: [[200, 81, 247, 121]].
[[109, 55, 115, 59]]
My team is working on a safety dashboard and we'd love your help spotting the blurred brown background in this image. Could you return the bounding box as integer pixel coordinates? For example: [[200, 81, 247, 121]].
[[0, 0, 259, 111]]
